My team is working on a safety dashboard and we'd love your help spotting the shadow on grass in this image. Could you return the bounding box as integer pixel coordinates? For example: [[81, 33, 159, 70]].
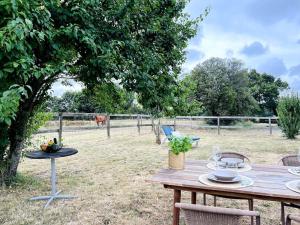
[[10, 173, 43, 189]]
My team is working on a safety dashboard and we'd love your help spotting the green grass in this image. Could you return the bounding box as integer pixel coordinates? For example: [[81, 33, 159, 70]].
[[0, 127, 299, 225]]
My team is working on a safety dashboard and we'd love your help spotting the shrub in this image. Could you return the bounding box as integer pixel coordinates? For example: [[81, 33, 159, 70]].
[[277, 94, 300, 139], [169, 136, 192, 155], [25, 111, 53, 148]]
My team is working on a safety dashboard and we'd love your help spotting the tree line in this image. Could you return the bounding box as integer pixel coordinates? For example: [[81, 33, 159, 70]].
[[49, 57, 288, 117]]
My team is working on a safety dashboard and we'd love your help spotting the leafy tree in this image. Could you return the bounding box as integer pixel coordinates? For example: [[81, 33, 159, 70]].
[[49, 91, 82, 112], [25, 109, 53, 147], [86, 83, 136, 113], [277, 94, 300, 139], [249, 70, 289, 116], [191, 58, 258, 117], [0, 0, 201, 184], [166, 75, 203, 116]]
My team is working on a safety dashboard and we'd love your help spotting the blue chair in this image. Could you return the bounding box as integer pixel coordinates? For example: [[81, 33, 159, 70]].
[[161, 125, 200, 146], [161, 125, 174, 141]]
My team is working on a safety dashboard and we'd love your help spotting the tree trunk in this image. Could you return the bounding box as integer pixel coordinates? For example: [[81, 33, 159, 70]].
[[155, 118, 161, 144], [0, 77, 53, 185], [2, 108, 31, 184]]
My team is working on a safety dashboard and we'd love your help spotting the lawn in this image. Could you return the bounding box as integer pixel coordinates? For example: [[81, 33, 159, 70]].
[[0, 127, 300, 225]]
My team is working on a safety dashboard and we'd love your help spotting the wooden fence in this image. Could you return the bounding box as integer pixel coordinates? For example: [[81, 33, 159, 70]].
[[36, 113, 279, 144]]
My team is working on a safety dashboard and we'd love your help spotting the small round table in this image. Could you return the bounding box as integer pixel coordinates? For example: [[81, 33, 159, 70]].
[[25, 148, 78, 208]]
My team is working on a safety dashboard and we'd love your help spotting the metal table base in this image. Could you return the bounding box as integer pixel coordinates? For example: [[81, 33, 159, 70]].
[[30, 158, 76, 208]]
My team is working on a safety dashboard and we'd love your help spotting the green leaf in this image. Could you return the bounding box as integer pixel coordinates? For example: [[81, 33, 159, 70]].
[[12, 62, 18, 68]]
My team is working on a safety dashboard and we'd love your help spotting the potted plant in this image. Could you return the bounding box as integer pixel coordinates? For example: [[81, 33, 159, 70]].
[[168, 136, 192, 169]]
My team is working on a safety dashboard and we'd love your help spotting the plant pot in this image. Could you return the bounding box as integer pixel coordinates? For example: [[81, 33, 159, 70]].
[[169, 151, 185, 170]]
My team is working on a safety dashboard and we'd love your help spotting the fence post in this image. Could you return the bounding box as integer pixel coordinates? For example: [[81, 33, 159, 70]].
[[174, 117, 177, 131], [269, 117, 272, 135], [156, 118, 161, 144], [107, 114, 110, 138], [217, 117, 220, 135], [137, 114, 141, 135], [190, 116, 192, 128], [58, 112, 63, 145], [151, 117, 154, 132]]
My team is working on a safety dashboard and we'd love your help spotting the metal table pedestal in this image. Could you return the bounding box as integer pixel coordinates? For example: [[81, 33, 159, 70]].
[[26, 148, 78, 208], [30, 158, 76, 208]]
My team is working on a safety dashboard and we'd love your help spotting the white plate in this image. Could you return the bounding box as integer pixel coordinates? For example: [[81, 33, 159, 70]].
[[288, 168, 300, 176], [207, 174, 241, 183]]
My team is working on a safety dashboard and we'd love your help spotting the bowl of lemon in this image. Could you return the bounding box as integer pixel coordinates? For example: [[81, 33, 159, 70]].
[[40, 138, 62, 153]]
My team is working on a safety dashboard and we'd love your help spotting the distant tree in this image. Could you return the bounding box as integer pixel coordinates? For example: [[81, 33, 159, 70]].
[[248, 70, 289, 116], [75, 90, 97, 113], [192, 58, 258, 117], [57, 92, 82, 112], [84, 83, 136, 113], [47, 83, 141, 114], [166, 75, 203, 116]]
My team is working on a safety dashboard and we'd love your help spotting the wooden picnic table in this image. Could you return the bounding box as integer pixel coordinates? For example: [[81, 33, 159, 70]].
[[147, 160, 300, 225]]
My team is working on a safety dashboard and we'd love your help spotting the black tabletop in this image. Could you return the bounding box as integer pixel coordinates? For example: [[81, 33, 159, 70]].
[[25, 148, 78, 159]]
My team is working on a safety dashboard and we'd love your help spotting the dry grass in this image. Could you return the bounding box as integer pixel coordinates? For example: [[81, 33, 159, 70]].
[[1, 127, 300, 225]]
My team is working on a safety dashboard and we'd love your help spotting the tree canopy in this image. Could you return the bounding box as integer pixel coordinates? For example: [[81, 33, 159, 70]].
[[191, 57, 258, 116], [166, 75, 203, 116], [249, 69, 289, 116], [0, 0, 202, 184]]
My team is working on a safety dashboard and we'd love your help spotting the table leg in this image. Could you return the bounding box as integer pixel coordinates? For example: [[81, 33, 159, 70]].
[[29, 158, 76, 208], [248, 199, 254, 225], [173, 189, 181, 225], [51, 158, 57, 195], [191, 192, 197, 204]]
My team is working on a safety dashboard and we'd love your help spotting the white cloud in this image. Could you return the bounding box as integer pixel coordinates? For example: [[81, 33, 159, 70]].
[[183, 0, 300, 90]]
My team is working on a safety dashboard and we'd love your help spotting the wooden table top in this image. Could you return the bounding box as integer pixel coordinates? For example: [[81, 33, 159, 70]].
[[147, 160, 300, 203]]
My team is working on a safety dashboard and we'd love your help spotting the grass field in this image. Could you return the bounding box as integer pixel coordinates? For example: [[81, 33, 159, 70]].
[[0, 127, 300, 225]]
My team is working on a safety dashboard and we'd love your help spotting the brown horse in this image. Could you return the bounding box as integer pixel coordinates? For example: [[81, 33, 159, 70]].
[[95, 115, 107, 127]]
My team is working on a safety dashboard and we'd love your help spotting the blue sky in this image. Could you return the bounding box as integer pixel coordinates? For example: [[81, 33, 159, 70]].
[[52, 0, 300, 96], [184, 0, 300, 91]]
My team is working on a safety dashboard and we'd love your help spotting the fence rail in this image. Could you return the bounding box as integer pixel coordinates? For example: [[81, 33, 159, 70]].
[[36, 113, 280, 143]]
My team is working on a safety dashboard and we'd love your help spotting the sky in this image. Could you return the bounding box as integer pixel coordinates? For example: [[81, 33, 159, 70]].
[[51, 0, 300, 96], [183, 0, 300, 91]]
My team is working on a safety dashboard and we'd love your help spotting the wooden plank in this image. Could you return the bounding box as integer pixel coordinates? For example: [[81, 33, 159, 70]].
[[36, 129, 59, 134], [217, 117, 220, 135], [137, 114, 141, 134], [269, 117, 272, 135], [154, 171, 293, 192], [175, 116, 278, 120], [58, 113, 63, 145]]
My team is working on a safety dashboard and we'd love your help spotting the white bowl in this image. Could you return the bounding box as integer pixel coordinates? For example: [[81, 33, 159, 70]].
[[212, 170, 238, 181]]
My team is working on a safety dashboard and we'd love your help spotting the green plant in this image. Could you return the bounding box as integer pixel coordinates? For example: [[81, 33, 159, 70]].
[[169, 136, 192, 155], [277, 94, 300, 139]]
